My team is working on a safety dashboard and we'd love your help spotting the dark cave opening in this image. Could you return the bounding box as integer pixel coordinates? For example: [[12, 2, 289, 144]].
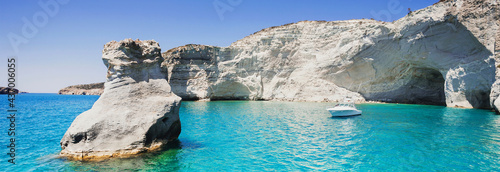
[[398, 68, 447, 106], [368, 67, 447, 106]]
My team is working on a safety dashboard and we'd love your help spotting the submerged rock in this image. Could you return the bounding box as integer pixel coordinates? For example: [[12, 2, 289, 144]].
[[60, 39, 182, 161]]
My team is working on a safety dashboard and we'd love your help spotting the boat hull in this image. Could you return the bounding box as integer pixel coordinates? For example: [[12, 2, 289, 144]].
[[327, 109, 362, 117]]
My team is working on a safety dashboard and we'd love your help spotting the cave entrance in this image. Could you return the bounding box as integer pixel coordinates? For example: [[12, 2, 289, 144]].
[[400, 68, 446, 106]]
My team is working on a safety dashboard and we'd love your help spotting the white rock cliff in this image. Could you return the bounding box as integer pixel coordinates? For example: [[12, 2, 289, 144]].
[[60, 0, 499, 111], [60, 39, 182, 160], [163, 0, 499, 109]]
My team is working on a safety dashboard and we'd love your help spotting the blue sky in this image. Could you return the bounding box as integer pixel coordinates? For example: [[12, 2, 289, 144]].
[[0, 0, 437, 93]]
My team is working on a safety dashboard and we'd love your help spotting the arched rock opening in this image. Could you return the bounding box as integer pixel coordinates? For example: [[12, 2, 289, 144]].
[[209, 81, 252, 100], [366, 67, 446, 106], [401, 68, 446, 106]]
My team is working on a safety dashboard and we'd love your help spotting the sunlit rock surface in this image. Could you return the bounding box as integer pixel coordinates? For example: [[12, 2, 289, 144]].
[[0, 87, 19, 94], [61, 0, 499, 110], [60, 39, 182, 161], [163, 0, 498, 108]]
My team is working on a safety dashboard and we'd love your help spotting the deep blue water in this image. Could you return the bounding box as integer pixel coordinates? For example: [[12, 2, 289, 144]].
[[0, 94, 499, 171]]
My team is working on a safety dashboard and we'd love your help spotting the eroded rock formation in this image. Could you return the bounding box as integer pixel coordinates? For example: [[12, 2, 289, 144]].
[[162, 44, 220, 100], [60, 0, 499, 110], [0, 87, 18, 94], [60, 39, 182, 161], [162, 0, 499, 109]]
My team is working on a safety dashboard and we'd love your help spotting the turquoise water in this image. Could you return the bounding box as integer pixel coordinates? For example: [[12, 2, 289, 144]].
[[1, 94, 500, 171]]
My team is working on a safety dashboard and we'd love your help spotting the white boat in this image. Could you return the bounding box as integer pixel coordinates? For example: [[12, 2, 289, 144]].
[[327, 99, 362, 117]]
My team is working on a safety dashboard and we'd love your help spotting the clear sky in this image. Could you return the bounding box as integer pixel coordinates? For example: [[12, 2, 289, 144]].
[[0, 0, 437, 93]]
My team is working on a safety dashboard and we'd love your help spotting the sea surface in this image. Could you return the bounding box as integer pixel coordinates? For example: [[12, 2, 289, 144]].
[[0, 93, 499, 171]]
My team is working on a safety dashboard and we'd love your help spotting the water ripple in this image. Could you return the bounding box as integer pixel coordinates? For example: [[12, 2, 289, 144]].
[[1, 96, 500, 171]]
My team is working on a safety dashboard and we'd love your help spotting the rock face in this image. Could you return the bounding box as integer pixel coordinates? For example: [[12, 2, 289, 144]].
[[60, 0, 499, 110], [0, 87, 18, 94], [162, 44, 220, 100], [58, 82, 104, 95], [161, 0, 499, 108], [60, 39, 182, 161], [162, 44, 365, 102]]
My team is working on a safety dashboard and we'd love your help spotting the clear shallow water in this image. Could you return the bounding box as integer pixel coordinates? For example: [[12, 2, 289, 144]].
[[1, 94, 500, 171]]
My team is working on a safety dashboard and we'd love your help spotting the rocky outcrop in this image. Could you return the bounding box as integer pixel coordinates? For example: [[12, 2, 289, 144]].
[[58, 82, 104, 95], [162, 44, 220, 100], [162, 43, 366, 102], [0, 87, 18, 94], [490, 29, 500, 111], [160, 0, 499, 108], [488, 1, 500, 112], [61, 0, 499, 109], [60, 39, 182, 161]]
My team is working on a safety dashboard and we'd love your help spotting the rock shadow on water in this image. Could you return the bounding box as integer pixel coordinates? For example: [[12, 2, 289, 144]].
[[329, 115, 362, 119]]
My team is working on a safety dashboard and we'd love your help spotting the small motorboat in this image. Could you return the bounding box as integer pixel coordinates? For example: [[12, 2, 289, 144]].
[[327, 99, 362, 117]]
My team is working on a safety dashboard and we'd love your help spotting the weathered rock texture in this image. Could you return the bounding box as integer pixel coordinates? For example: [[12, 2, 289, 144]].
[[58, 82, 104, 95], [61, 0, 500, 110], [60, 39, 182, 161], [162, 44, 220, 100], [161, 0, 499, 109], [0, 87, 18, 94]]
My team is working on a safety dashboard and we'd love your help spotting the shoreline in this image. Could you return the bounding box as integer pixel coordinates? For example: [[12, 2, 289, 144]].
[[29, 93, 488, 109]]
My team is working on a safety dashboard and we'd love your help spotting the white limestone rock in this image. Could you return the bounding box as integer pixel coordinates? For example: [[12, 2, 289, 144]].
[[162, 44, 219, 100], [60, 39, 182, 161], [490, 27, 500, 112], [162, 0, 499, 108], [60, 0, 499, 110]]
